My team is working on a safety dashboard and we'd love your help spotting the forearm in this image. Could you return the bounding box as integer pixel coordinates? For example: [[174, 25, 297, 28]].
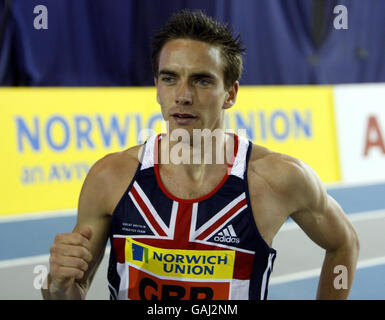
[[41, 274, 87, 300], [316, 242, 359, 300]]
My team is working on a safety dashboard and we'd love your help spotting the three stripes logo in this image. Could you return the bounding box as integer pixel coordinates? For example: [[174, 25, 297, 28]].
[[214, 224, 240, 244]]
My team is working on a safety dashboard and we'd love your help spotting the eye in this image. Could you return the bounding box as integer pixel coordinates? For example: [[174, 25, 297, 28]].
[[161, 76, 176, 84], [195, 78, 211, 87]]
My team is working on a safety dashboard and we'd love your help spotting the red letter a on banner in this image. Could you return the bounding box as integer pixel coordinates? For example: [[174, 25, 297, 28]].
[[363, 115, 385, 156]]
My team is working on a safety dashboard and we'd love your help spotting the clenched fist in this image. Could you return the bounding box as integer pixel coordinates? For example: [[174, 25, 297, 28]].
[[48, 226, 93, 294]]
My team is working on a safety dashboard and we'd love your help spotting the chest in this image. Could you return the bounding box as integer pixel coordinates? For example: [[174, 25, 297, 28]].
[[158, 166, 228, 200], [157, 168, 289, 247]]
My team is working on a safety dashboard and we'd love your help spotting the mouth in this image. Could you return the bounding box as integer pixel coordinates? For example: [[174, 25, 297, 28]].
[[171, 113, 197, 119], [171, 112, 198, 125]]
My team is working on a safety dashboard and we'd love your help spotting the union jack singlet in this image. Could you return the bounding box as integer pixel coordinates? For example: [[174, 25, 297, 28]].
[[107, 133, 276, 300]]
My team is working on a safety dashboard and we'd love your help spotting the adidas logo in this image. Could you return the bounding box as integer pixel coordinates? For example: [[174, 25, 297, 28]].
[[214, 224, 240, 244]]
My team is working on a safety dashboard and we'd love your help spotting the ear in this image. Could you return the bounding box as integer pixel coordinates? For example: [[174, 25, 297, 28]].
[[154, 77, 160, 104], [222, 81, 239, 110]]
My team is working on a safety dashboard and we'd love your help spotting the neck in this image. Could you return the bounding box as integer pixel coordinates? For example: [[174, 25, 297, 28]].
[[158, 131, 236, 180]]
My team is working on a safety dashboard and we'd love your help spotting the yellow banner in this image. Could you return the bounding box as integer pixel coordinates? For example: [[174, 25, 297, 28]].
[[231, 86, 340, 183], [0, 86, 340, 216], [125, 237, 235, 279], [0, 88, 160, 215]]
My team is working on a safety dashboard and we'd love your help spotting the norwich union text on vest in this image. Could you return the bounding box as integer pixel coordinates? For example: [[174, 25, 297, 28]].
[[125, 238, 235, 280]]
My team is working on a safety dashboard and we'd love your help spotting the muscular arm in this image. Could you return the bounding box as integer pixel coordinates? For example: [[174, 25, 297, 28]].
[[42, 155, 116, 300], [42, 147, 141, 300], [288, 160, 360, 299], [247, 145, 360, 299]]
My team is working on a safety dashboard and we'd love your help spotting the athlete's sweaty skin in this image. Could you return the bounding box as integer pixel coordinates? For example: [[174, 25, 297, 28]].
[[42, 38, 359, 300]]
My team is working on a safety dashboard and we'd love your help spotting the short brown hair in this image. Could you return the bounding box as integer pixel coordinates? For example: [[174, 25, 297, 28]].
[[151, 9, 245, 88]]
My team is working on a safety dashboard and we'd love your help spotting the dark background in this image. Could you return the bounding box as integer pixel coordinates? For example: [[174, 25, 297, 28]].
[[0, 0, 384, 86]]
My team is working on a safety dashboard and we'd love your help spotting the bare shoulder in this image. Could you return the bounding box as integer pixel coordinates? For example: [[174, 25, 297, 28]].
[[247, 143, 326, 212], [80, 144, 143, 214], [89, 144, 142, 179], [248, 143, 305, 187]]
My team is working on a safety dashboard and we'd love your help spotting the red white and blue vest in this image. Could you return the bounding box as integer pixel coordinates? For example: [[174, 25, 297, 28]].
[[107, 133, 276, 300]]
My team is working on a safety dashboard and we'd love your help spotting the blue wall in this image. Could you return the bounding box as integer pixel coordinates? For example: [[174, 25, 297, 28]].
[[1, 0, 384, 86]]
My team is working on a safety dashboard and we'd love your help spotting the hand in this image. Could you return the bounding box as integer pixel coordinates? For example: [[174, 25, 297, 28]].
[[48, 226, 93, 294]]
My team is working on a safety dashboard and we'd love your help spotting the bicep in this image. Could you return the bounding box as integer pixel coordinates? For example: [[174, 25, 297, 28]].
[[291, 193, 356, 252], [287, 160, 356, 251]]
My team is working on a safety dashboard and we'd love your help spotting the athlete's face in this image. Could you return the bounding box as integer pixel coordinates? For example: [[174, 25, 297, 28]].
[[155, 39, 238, 135]]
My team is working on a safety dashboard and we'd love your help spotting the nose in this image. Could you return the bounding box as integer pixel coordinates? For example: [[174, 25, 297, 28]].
[[175, 83, 192, 105]]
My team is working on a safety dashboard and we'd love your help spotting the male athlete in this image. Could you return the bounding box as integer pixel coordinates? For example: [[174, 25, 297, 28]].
[[42, 10, 359, 300]]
